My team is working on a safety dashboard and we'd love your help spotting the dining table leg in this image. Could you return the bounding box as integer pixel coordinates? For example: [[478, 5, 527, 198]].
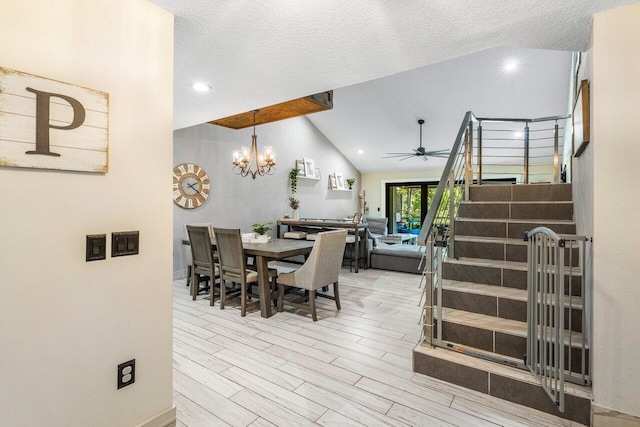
[[254, 255, 273, 318]]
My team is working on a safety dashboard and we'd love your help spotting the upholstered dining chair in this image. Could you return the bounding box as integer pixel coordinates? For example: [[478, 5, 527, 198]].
[[213, 227, 261, 316], [183, 223, 214, 288], [277, 229, 347, 321], [186, 225, 220, 304]]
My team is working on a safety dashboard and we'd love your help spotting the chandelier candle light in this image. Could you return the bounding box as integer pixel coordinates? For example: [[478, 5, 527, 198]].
[[232, 110, 276, 179]]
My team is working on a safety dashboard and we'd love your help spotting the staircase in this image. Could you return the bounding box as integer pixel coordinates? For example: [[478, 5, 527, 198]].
[[413, 183, 592, 426]]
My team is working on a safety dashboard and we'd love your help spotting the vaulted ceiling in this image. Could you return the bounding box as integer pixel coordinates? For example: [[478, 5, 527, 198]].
[[149, 0, 636, 172]]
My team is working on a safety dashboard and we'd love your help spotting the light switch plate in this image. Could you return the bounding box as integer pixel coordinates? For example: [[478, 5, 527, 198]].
[[111, 231, 139, 257], [86, 234, 106, 261]]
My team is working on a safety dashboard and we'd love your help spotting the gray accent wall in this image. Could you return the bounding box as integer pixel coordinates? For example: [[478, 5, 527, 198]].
[[173, 116, 360, 279]]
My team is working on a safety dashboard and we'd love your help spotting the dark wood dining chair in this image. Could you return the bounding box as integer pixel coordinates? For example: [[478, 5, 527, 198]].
[[277, 229, 347, 321], [186, 225, 220, 304], [213, 228, 261, 316], [183, 223, 214, 288]]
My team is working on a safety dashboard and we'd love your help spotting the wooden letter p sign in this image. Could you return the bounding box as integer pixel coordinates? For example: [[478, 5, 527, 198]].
[[0, 67, 109, 173]]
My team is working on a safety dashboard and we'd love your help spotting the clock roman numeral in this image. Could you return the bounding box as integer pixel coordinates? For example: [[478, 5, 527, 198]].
[[173, 190, 181, 199], [178, 197, 187, 207], [187, 163, 195, 173], [177, 165, 187, 175], [202, 183, 210, 190], [187, 199, 194, 209]]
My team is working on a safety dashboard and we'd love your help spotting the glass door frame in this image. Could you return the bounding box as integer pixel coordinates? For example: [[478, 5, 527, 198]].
[[384, 181, 438, 235]]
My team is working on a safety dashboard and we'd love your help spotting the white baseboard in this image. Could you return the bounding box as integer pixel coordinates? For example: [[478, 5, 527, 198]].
[[136, 406, 177, 427], [593, 403, 640, 427]]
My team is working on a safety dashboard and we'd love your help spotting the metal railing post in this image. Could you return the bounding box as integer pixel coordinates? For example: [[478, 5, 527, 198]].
[[449, 171, 456, 259], [424, 234, 435, 347], [477, 122, 483, 185], [553, 122, 559, 183], [464, 127, 471, 201], [524, 124, 530, 184]]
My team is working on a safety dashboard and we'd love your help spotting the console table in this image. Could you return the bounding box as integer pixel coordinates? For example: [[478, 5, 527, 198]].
[[277, 218, 367, 273]]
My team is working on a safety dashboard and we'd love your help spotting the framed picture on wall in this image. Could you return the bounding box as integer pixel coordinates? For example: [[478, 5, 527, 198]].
[[296, 159, 306, 177], [329, 174, 337, 189], [573, 79, 590, 157], [335, 173, 345, 190], [304, 158, 316, 179]]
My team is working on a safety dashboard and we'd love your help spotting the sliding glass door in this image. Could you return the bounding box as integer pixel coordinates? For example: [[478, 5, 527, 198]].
[[385, 182, 437, 235]]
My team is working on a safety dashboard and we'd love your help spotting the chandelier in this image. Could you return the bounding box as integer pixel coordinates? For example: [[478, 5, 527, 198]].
[[232, 110, 276, 179]]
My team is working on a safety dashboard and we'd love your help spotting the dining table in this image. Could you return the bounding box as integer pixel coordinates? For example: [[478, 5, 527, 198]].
[[182, 237, 314, 318]]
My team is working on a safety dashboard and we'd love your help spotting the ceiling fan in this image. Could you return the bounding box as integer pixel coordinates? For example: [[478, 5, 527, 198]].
[[384, 119, 449, 161]]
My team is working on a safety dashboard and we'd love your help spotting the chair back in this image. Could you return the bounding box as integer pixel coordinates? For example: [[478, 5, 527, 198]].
[[183, 223, 214, 266], [295, 229, 347, 290], [213, 228, 247, 282], [365, 216, 388, 236], [186, 225, 215, 274]]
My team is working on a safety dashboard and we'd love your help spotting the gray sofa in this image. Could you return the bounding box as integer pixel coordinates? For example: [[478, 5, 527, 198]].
[[364, 216, 388, 242], [370, 243, 425, 274]]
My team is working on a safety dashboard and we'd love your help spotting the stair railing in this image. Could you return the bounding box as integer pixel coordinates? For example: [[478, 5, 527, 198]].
[[524, 227, 591, 412], [474, 115, 569, 185], [418, 111, 475, 346], [418, 111, 569, 358]]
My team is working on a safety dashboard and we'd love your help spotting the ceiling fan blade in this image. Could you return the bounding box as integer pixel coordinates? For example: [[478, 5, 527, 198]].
[[383, 153, 413, 158], [398, 155, 415, 161], [422, 155, 429, 161], [425, 150, 450, 158]]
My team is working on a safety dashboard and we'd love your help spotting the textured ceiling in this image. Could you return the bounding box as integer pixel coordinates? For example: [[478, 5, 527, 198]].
[[149, 0, 636, 172]]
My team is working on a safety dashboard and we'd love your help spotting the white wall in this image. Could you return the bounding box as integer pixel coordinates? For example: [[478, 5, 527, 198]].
[[592, 3, 640, 418], [173, 116, 360, 278], [0, 1, 175, 426]]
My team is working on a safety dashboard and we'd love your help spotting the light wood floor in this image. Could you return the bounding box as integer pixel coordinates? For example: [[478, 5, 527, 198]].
[[172, 267, 583, 427]]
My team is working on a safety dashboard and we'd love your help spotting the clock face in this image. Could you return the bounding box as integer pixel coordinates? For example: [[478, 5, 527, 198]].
[[172, 163, 210, 209]]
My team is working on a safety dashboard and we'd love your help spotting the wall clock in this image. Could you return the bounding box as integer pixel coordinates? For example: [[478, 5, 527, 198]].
[[172, 163, 210, 209]]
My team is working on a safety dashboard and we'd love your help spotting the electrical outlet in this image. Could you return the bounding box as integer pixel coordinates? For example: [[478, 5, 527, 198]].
[[117, 359, 135, 389]]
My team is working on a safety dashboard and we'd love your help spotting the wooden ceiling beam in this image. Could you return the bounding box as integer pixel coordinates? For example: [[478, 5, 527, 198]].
[[209, 91, 333, 129]]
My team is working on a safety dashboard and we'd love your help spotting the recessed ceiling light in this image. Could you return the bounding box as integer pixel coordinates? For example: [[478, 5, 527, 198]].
[[357, 149, 364, 155], [504, 60, 518, 72], [192, 82, 211, 92]]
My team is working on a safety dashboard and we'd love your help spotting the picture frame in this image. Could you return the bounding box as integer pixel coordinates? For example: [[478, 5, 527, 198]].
[[304, 158, 316, 179], [329, 174, 337, 189], [296, 159, 306, 177], [335, 173, 345, 190], [573, 79, 590, 158]]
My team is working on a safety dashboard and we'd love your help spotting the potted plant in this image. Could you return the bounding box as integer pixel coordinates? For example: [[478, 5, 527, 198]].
[[252, 222, 273, 235], [289, 168, 300, 194], [346, 178, 356, 190], [289, 197, 300, 219]]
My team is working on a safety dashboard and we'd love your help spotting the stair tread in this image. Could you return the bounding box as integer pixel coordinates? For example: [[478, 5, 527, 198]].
[[445, 257, 583, 276], [442, 279, 584, 308], [439, 307, 588, 347], [457, 217, 575, 224], [454, 235, 527, 245], [413, 344, 592, 399], [443, 279, 527, 300], [454, 235, 584, 245], [460, 201, 573, 205], [446, 257, 527, 270]]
